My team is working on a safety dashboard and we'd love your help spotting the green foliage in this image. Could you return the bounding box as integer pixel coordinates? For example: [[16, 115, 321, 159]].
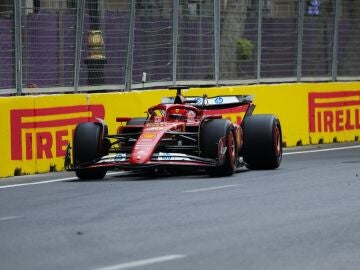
[[236, 38, 254, 61]]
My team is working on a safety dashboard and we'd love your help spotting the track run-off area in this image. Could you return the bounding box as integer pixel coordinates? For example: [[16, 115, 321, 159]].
[[1, 142, 360, 270]]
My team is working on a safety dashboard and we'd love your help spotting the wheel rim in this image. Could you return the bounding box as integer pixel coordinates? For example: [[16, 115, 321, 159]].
[[274, 125, 282, 158], [228, 132, 236, 165]]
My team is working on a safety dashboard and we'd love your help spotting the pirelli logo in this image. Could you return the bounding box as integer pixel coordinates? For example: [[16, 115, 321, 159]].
[[10, 105, 105, 160], [309, 91, 360, 133]]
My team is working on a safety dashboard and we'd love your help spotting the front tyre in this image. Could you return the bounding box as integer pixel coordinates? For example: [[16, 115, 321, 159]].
[[200, 119, 238, 176], [242, 114, 282, 169], [73, 122, 108, 180]]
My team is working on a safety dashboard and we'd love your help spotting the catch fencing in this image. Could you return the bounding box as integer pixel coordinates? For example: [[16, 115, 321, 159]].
[[0, 0, 359, 95]]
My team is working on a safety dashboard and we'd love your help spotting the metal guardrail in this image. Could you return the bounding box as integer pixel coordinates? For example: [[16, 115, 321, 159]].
[[0, 0, 360, 95]]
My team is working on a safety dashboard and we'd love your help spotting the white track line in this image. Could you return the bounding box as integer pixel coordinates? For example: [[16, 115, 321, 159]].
[[0, 172, 123, 189], [0, 177, 78, 189], [1, 145, 360, 190], [93, 254, 186, 270], [283, 145, 360, 155], [183, 184, 240, 193], [0, 216, 21, 222]]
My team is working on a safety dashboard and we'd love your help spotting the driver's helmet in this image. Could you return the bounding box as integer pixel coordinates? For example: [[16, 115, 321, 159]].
[[168, 108, 187, 121]]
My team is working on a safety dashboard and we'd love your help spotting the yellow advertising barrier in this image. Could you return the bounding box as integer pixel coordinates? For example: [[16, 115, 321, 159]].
[[1, 82, 360, 178]]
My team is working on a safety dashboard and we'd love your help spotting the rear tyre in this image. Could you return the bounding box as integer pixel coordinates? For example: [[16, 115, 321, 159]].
[[200, 119, 237, 176], [242, 115, 282, 170], [73, 122, 107, 180]]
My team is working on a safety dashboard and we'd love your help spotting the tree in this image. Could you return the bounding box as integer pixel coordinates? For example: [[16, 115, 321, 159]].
[[220, 0, 249, 79]]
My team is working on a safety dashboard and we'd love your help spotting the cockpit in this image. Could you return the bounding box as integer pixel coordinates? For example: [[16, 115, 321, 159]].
[[148, 105, 200, 123]]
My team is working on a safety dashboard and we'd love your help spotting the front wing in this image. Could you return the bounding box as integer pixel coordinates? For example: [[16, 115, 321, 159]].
[[65, 150, 217, 171]]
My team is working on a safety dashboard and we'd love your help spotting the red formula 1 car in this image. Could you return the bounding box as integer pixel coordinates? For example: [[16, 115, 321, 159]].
[[65, 87, 282, 179]]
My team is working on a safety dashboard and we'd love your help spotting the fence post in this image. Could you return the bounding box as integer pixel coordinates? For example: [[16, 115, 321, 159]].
[[297, 0, 304, 81], [14, 0, 22, 95], [172, 0, 179, 86], [256, 0, 263, 81], [214, 0, 220, 85], [74, 0, 85, 92], [332, 0, 340, 81], [125, 0, 136, 91]]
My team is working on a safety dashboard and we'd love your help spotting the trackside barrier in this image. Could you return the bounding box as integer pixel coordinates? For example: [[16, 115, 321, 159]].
[[1, 82, 360, 178]]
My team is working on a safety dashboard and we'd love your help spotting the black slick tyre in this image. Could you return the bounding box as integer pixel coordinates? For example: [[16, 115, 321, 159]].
[[200, 119, 237, 176], [73, 122, 107, 180], [242, 114, 282, 170]]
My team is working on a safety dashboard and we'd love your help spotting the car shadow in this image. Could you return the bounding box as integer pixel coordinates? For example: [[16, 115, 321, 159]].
[[66, 167, 250, 183]]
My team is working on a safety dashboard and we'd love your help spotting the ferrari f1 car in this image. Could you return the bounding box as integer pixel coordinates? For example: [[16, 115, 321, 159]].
[[65, 87, 282, 179]]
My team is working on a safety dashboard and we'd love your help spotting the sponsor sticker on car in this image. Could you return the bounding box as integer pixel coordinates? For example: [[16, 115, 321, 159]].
[[97, 153, 127, 163], [114, 153, 127, 162], [142, 133, 156, 139], [158, 152, 172, 160], [215, 97, 224, 104], [157, 152, 191, 161]]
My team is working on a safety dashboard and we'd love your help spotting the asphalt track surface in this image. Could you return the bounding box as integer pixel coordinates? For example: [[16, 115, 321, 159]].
[[1, 142, 360, 270]]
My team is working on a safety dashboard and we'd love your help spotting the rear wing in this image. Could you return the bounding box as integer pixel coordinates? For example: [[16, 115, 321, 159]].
[[166, 86, 253, 107], [164, 87, 256, 122], [161, 95, 254, 108]]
